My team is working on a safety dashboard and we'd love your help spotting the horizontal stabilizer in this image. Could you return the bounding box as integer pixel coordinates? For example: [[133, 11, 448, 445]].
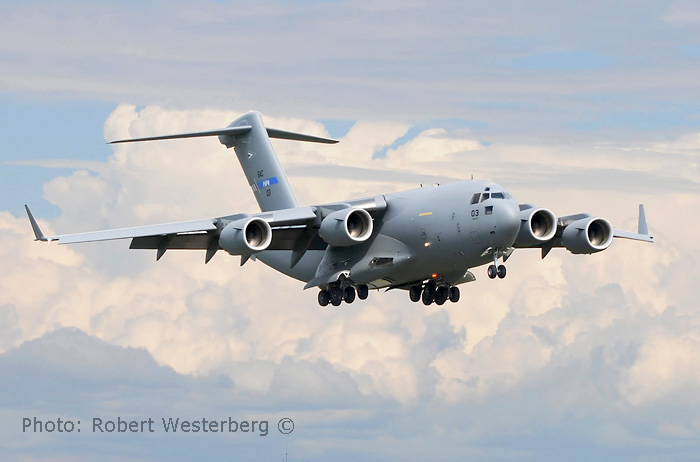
[[109, 126, 338, 145], [266, 128, 338, 144], [109, 126, 253, 144]]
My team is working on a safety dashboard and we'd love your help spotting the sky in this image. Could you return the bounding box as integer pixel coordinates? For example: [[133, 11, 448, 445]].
[[1, 1, 700, 461]]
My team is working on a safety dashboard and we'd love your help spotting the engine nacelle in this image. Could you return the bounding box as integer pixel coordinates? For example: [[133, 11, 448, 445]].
[[219, 217, 272, 255], [319, 208, 373, 247], [561, 217, 613, 254], [514, 207, 557, 247]]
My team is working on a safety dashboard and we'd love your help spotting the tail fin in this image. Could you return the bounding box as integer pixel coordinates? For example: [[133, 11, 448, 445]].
[[110, 111, 337, 212], [224, 112, 311, 212]]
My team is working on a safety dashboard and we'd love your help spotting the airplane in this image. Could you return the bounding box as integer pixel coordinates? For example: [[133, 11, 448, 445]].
[[25, 111, 654, 307]]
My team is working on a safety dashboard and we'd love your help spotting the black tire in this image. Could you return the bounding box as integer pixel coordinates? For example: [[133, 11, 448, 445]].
[[409, 285, 421, 302], [497, 265, 506, 279], [357, 284, 369, 300], [330, 286, 343, 306], [422, 285, 435, 305], [318, 289, 330, 306], [435, 286, 448, 305], [344, 286, 356, 304], [487, 265, 497, 279], [449, 286, 460, 303]]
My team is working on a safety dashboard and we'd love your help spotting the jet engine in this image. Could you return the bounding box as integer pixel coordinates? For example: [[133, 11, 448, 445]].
[[561, 217, 613, 254], [319, 208, 373, 247], [218, 217, 272, 255], [514, 207, 557, 247]]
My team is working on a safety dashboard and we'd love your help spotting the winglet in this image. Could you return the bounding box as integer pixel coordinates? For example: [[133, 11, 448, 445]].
[[638, 204, 649, 235], [24, 205, 49, 241], [612, 204, 653, 243]]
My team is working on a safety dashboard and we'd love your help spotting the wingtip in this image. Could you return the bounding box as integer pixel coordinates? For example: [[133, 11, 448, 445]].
[[24, 205, 48, 241], [638, 203, 649, 236]]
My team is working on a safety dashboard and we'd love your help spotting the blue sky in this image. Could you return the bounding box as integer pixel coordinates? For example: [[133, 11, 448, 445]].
[[2, 1, 700, 461], [3, 0, 699, 219]]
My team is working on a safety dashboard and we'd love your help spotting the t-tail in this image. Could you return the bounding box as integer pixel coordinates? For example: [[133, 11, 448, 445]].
[[110, 111, 338, 212]]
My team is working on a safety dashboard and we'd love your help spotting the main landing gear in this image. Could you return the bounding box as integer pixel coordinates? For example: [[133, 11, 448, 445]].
[[409, 282, 460, 306], [318, 284, 369, 307]]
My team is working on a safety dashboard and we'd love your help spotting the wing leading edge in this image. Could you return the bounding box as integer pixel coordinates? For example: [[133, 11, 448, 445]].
[[528, 204, 653, 259], [25, 196, 386, 264]]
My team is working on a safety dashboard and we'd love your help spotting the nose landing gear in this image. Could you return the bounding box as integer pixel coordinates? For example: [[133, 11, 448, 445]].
[[487, 250, 507, 279], [487, 264, 506, 279]]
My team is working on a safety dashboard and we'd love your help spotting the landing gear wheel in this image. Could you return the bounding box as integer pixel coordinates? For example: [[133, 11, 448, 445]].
[[449, 286, 460, 303], [330, 286, 343, 306], [318, 289, 330, 306], [357, 284, 369, 300], [497, 265, 506, 279], [343, 286, 356, 304], [487, 265, 497, 279], [435, 286, 449, 305], [409, 285, 421, 303], [422, 284, 435, 306]]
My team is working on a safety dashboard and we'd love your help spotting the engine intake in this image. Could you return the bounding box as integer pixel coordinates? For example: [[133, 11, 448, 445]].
[[514, 207, 557, 247], [561, 217, 613, 254], [219, 217, 272, 255], [319, 208, 373, 247]]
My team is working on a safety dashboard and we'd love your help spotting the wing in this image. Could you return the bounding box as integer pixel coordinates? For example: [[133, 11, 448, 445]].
[[25, 195, 387, 264], [515, 204, 653, 258], [611, 204, 653, 242]]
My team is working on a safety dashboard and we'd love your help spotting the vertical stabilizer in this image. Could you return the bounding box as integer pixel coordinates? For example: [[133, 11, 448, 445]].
[[222, 112, 299, 212]]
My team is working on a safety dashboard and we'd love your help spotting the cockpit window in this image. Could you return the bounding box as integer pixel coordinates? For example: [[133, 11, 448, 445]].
[[470, 193, 480, 205], [480, 193, 490, 202], [492, 192, 504, 199]]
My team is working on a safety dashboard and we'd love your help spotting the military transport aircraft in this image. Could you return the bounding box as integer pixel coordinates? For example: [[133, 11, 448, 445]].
[[26, 111, 653, 306]]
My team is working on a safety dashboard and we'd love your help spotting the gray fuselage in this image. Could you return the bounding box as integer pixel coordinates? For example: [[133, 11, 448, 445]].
[[257, 180, 521, 289]]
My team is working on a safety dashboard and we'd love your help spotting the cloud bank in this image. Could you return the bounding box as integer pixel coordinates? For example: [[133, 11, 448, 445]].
[[2, 104, 699, 460]]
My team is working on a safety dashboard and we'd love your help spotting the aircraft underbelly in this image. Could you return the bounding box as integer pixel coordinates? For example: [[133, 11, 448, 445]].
[[256, 250, 324, 283]]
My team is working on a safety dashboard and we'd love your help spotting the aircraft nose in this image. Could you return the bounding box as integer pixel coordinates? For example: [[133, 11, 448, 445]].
[[495, 200, 520, 246]]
